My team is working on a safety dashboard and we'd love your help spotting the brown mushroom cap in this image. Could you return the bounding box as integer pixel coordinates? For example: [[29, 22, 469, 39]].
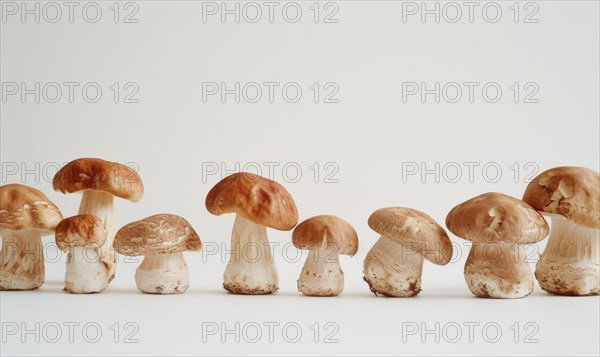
[[292, 215, 358, 256], [446, 192, 549, 244], [523, 166, 600, 229], [53, 158, 144, 202], [205, 172, 298, 231], [368, 207, 452, 265], [0, 184, 63, 234], [55, 215, 106, 251], [114, 214, 201, 256]]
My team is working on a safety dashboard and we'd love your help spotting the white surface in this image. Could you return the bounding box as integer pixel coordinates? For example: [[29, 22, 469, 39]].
[[1, 1, 599, 356]]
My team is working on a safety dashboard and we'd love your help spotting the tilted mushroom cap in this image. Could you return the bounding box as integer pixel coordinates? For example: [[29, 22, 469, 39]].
[[205, 172, 298, 231], [0, 184, 63, 234], [55, 215, 107, 251], [368, 207, 452, 265], [292, 215, 358, 256], [523, 166, 600, 229], [446, 192, 549, 244], [114, 214, 201, 256], [53, 158, 144, 202]]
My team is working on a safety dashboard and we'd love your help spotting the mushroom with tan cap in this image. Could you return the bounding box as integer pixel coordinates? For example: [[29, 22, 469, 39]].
[[0, 184, 63, 290], [292, 215, 358, 296], [205, 172, 298, 295], [363, 207, 452, 297], [53, 158, 143, 291], [55, 215, 107, 293], [446, 193, 549, 298], [522, 166, 600, 296], [114, 214, 201, 294]]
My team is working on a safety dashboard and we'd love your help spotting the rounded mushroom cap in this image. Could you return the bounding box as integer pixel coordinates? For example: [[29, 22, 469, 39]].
[[446, 192, 549, 244], [368, 207, 452, 265], [292, 215, 358, 256], [114, 214, 201, 256], [53, 158, 144, 202], [523, 166, 600, 229], [0, 184, 63, 234], [205, 172, 298, 231], [55, 214, 106, 251]]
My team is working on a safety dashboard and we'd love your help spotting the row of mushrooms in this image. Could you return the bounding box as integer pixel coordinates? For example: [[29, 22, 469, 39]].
[[0, 159, 598, 298]]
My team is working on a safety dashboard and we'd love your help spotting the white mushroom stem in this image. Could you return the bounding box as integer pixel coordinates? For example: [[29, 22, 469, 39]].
[[223, 214, 278, 294], [78, 190, 115, 289], [298, 237, 344, 296], [464, 242, 532, 299], [64, 245, 109, 294], [535, 215, 600, 295], [0, 229, 44, 290], [363, 235, 423, 297], [135, 253, 189, 294]]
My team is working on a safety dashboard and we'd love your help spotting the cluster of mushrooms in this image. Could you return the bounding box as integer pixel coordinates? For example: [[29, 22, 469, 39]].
[[0, 158, 598, 298]]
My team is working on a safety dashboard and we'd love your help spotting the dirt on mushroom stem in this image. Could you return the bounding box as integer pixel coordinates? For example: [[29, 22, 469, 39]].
[[297, 237, 344, 297], [0, 229, 44, 290]]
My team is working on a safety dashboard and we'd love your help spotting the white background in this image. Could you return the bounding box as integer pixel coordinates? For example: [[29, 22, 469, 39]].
[[1, 1, 599, 356]]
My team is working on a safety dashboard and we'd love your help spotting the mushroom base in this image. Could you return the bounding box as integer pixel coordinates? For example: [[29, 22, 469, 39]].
[[535, 217, 599, 296], [363, 236, 423, 297], [135, 253, 190, 294], [223, 214, 278, 295], [0, 230, 44, 291], [64, 246, 110, 294], [298, 244, 344, 297], [464, 242, 533, 299]]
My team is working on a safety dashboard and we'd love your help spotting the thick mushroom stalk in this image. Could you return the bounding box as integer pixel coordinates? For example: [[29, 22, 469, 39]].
[[223, 214, 278, 294], [465, 242, 533, 298], [0, 230, 44, 290], [298, 238, 344, 296], [535, 215, 599, 295], [64, 245, 109, 293], [363, 235, 423, 297], [135, 253, 190, 294]]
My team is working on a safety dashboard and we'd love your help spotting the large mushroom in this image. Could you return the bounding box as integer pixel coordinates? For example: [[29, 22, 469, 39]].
[[114, 214, 201, 294], [0, 184, 63, 290], [446, 193, 549, 299], [55, 215, 107, 293], [53, 158, 143, 291], [292, 215, 358, 296], [363, 207, 452, 297], [523, 166, 600, 296], [205, 172, 298, 295]]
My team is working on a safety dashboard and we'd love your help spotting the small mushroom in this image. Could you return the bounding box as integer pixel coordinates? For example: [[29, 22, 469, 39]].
[[55, 215, 107, 294], [0, 184, 63, 290], [205, 172, 298, 295], [363, 207, 452, 297], [292, 215, 358, 296], [446, 193, 549, 299], [523, 166, 600, 296], [53, 158, 144, 291], [114, 214, 201, 294]]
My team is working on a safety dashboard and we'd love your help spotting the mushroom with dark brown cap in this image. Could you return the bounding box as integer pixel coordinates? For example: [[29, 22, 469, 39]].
[[446, 192, 549, 299], [364, 207, 452, 297], [114, 214, 201, 294], [53, 158, 143, 291], [55, 215, 107, 293], [523, 166, 600, 296], [0, 184, 63, 290], [292, 215, 358, 296], [205, 172, 298, 295]]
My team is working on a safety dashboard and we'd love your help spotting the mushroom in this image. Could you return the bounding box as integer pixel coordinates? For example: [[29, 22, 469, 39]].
[[114, 214, 201, 294], [55, 215, 107, 293], [53, 158, 143, 291], [292, 215, 358, 296], [363, 207, 453, 297], [523, 166, 600, 296], [205, 172, 298, 295], [0, 184, 63, 290], [446, 192, 549, 299]]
